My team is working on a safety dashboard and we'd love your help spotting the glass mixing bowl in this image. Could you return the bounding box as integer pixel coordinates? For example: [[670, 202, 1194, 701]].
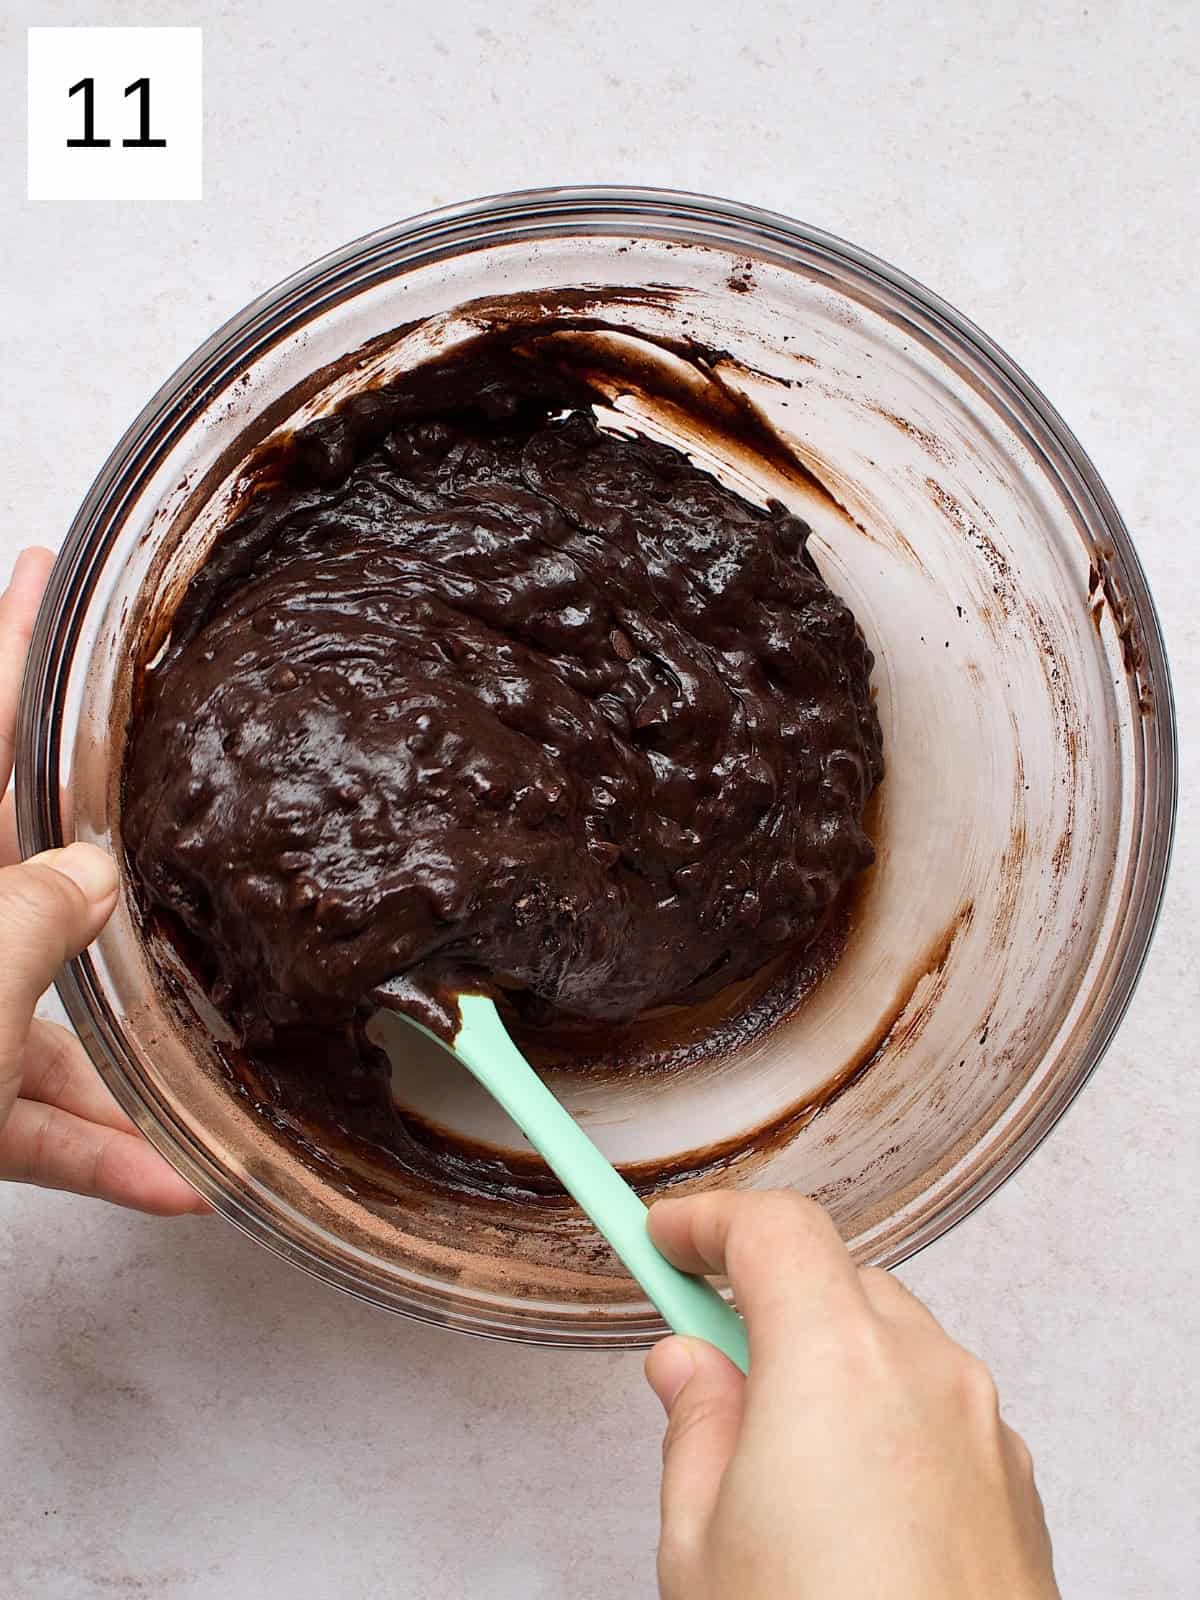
[[16, 187, 1176, 1347]]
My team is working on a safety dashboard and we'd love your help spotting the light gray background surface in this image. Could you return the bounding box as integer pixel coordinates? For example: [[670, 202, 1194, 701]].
[[2, 3, 1197, 1595]]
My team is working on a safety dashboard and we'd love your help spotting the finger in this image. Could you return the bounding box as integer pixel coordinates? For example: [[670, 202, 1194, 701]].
[[858, 1265, 944, 1330], [648, 1190, 867, 1364], [0, 845, 119, 1102], [0, 790, 17, 868], [21, 1018, 140, 1134], [0, 1096, 210, 1215], [646, 1336, 745, 1586], [2, 785, 80, 870], [0, 547, 54, 794], [1002, 1420, 1035, 1481]]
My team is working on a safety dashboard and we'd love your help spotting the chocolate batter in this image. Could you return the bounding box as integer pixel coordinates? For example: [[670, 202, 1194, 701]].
[[123, 334, 883, 1169]]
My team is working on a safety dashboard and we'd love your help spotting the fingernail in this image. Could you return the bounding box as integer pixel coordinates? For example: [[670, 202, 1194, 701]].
[[647, 1335, 697, 1413], [34, 843, 119, 903]]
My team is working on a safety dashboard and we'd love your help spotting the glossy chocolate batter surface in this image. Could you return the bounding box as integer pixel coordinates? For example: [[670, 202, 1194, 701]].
[[123, 341, 883, 1100]]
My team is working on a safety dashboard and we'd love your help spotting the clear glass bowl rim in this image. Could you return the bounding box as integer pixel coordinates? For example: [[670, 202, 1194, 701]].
[[16, 185, 1178, 1347]]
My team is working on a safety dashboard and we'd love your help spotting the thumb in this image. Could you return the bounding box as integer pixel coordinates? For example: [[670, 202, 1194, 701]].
[[0, 844, 118, 1102], [646, 1336, 745, 1588]]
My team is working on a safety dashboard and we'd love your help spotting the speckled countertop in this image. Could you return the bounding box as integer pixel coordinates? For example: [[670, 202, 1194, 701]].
[[2, 2, 1197, 1596]]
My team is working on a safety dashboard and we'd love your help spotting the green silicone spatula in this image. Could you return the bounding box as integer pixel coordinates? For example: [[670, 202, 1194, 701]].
[[405, 991, 749, 1373]]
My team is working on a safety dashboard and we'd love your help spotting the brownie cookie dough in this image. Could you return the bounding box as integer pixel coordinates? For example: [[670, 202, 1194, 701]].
[[123, 339, 883, 1087]]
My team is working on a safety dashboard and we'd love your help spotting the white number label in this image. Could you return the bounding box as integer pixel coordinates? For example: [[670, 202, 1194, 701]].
[[28, 28, 201, 202]]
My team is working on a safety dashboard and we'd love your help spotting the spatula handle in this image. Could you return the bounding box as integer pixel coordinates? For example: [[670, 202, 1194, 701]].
[[455, 995, 749, 1372]]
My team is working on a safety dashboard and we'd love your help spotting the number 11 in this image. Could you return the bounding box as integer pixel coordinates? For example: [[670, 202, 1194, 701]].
[[65, 76, 167, 149]]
